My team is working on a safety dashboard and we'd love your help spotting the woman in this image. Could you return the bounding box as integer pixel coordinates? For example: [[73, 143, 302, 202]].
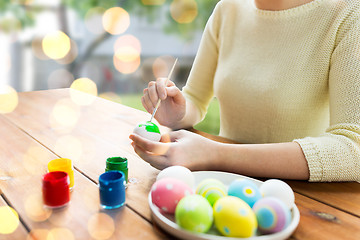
[[129, 0, 360, 182]]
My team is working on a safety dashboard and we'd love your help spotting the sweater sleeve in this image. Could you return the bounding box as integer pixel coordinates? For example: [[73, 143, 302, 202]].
[[294, 9, 360, 182], [181, 2, 221, 121]]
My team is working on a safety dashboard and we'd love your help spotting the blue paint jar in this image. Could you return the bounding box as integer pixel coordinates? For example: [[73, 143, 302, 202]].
[[99, 171, 126, 209]]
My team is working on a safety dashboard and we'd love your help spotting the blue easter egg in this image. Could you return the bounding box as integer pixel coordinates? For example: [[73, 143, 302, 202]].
[[228, 179, 262, 208], [253, 197, 292, 234]]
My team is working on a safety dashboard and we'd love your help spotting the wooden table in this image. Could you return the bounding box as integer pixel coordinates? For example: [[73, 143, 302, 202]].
[[0, 88, 359, 240]]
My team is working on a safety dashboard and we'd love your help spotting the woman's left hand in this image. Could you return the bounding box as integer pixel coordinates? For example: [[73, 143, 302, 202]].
[[129, 130, 220, 170]]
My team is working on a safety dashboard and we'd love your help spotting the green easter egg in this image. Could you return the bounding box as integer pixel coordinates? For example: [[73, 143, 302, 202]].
[[175, 195, 213, 233], [138, 121, 160, 133], [196, 178, 227, 206], [134, 121, 161, 141]]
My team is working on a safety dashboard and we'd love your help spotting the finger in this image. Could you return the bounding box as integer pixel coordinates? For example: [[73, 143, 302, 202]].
[[141, 94, 153, 113], [167, 130, 187, 142], [147, 81, 159, 107], [131, 141, 169, 170], [166, 80, 175, 87], [160, 133, 172, 143], [130, 133, 171, 155], [143, 87, 156, 109], [165, 86, 185, 104], [156, 78, 168, 100]]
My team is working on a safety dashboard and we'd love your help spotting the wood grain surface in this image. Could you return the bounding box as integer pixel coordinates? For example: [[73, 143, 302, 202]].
[[0, 88, 359, 240], [0, 113, 166, 240]]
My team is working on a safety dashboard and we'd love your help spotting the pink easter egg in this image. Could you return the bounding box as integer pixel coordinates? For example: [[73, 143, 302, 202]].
[[151, 178, 193, 214]]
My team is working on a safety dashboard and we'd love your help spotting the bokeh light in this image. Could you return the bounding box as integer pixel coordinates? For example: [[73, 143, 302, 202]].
[[102, 7, 130, 35], [114, 35, 141, 56], [48, 209, 73, 226], [47, 228, 75, 240], [170, 0, 198, 24], [54, 135, 83, 164], [98, 92, 122, 104], [26, 229, 49, 240], [113, 55, 140, 74], [115, 46, 139, 62], [23, 145, 51, 175], [47, 69, 74, 89], [70, 78, 98, 106], [0, 206, 19, 234], [24, 193, 52, 222], [51, 98, 80, 128], [32, 36, 50, 60], [0, 85, 18, 114], [56, 39, 78, 65], [141, 0, 166, 5], [153, 55, 177, 79], [85, 7, 106, 35], [113, 35, 141, 74], [87, 213, 115, 240], [42, 31, 71, 60]]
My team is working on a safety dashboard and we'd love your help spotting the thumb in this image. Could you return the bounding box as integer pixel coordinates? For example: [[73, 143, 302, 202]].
[[167, 130, 187, 142]]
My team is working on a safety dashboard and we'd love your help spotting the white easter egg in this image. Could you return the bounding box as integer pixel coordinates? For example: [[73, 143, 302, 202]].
[[133, 121, 161, 142], [259, 179, 295, 209], [157, 166, 195, 188]]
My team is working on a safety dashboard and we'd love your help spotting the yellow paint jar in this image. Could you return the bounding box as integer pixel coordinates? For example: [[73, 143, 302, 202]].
[[48, 158, 74, 189]]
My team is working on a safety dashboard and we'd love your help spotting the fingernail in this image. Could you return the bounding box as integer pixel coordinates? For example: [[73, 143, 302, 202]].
[[160, 93, 166, 100]]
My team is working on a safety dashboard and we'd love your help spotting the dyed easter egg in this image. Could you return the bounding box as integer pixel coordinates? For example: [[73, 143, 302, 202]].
[[260, 179, 295, 209], [133, 121, 161, 142], [156, 166, 195, 188], [253, 197, 292, 234], [195, 178, 227, 206], [151, 178, 193, 214], [213, 196, 257, 238], [228, 179, 262, 208], [175, 195, 213, 233]]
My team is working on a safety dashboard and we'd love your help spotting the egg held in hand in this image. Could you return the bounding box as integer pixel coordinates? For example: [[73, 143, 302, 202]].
[[175, 195, 213, 233], [151, 178, 193, 214], [133, 121, 161, 142]]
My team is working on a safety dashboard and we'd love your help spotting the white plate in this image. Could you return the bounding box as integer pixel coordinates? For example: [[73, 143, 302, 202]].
[[148, 171, 300, 240]]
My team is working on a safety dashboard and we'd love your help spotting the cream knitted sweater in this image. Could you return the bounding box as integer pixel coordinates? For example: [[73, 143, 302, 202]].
[[182, 0, 360, 182]]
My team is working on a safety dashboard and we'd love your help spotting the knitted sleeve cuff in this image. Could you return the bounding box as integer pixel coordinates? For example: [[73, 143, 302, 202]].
[[293, 138, 323, 182]]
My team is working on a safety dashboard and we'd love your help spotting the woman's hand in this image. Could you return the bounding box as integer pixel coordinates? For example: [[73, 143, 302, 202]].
[[142, 78, 186, 128], [129, 130, 221, 170]]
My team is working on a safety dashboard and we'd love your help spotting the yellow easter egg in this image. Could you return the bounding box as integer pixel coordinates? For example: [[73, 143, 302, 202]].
[[213, 196, 257, 237]]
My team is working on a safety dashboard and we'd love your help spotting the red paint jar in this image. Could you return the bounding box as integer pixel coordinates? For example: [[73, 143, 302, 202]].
[[42, 171, 70, 208]]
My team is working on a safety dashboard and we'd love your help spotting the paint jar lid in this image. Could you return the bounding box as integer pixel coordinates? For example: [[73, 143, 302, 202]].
[[99, 171, 125, 189], [42, 171, 70, 188], [106, 157, 128, 171], [48, 158, 73, 173]]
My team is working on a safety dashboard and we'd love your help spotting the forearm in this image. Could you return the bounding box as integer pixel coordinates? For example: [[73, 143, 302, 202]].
[[211, 141, 310, 180]]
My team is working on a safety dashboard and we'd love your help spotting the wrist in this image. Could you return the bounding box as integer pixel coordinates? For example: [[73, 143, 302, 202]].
[[206, 141, 227, 171]]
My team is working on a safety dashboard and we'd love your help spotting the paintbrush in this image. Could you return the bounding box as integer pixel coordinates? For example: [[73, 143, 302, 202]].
[[149, 58, 178, 122]]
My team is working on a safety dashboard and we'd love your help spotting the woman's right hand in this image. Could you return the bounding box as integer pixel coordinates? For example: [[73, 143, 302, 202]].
[[142, 77, 186, 128]]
